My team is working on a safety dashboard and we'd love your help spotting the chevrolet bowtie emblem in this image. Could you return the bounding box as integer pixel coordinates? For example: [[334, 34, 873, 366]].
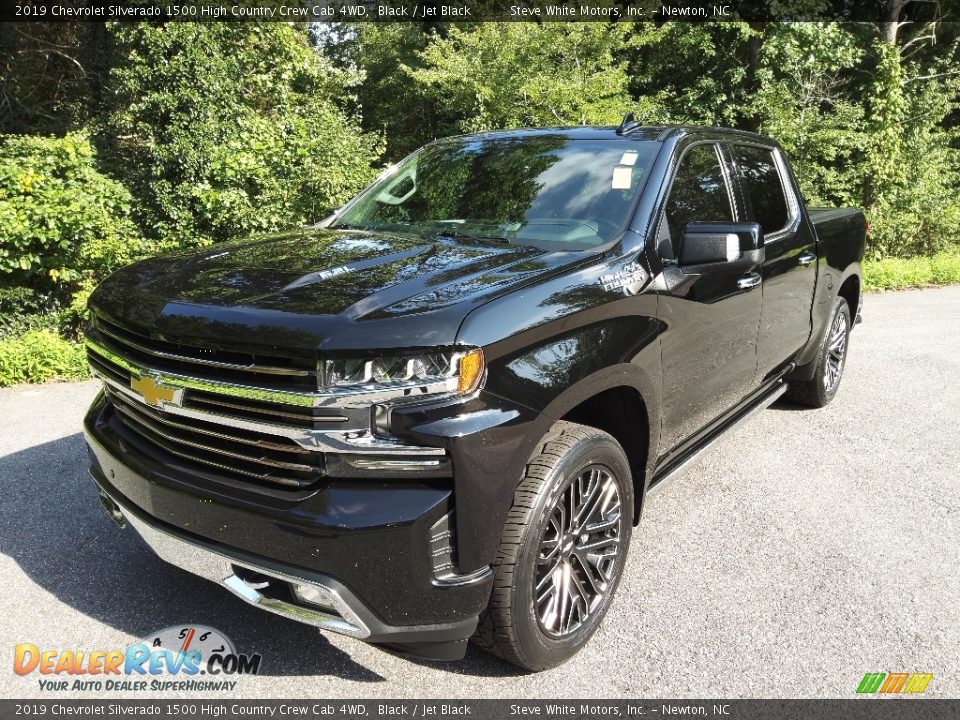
[[131, 375, 180, 408]]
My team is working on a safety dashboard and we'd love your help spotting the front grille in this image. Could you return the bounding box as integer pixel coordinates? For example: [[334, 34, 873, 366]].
[[106, 386, 323, 489], [86, 313, 337, 491], [86, 313, 445, 492]]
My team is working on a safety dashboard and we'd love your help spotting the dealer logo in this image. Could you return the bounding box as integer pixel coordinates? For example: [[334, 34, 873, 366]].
[[856, 672, 933, 694], [14, 624, 262, 692]]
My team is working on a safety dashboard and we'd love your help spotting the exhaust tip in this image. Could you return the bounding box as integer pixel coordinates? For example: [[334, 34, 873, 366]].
[[98, 492, 126, 529]]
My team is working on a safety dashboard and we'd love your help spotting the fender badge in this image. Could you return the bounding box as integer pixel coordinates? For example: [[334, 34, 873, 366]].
[[598, 262, 648, 295]]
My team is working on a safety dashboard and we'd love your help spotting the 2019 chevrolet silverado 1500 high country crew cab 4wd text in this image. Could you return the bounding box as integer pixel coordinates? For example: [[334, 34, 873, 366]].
[[84, 122, 865, 671]]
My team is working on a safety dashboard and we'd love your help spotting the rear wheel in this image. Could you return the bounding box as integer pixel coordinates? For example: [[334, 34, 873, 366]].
[[472, 421, 633, 671], [786, 296, 851, 408]]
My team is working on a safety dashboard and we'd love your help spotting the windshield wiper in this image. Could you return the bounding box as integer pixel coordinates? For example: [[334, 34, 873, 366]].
[[435, 229, 511, 244]]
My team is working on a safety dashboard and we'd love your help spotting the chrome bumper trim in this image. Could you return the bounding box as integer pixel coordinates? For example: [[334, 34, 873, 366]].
[[101, 484, 371, 638]]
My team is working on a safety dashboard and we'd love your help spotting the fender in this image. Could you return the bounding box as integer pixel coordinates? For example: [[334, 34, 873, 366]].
[[539, 363, 661, 482]]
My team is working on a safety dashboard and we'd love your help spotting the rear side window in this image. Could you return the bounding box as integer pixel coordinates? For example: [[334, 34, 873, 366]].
[[732, 145, 790, 234], [662, 143, 734, 256]]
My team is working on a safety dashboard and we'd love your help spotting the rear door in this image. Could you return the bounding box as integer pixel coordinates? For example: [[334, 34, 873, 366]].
[[729, 143, 817, 381], [656, 141, 763, 452]]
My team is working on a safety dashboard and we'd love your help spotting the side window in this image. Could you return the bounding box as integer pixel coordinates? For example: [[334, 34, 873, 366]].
[[661, 144, 734, 257], [732, 145, 790, 235]]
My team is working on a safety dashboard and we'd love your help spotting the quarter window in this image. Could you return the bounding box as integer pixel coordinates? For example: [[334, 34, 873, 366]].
[[732, 145, 791, 235], [661, 144, 734, 257]]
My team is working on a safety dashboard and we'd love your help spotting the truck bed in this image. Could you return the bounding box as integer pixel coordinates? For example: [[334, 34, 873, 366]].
[[808, 206, 867, 272]]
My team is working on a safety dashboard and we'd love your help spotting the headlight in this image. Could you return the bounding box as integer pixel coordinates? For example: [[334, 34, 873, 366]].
[[320, 348, 484, 396]]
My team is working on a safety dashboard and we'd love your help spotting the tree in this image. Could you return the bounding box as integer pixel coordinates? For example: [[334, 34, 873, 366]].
[[412, 23, 637, 133], [105, 23, 383, 247]]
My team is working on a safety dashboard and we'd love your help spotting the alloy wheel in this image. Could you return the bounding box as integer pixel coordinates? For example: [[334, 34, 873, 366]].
[[824, 310, 848, 392], [535, 465, 623, 637]]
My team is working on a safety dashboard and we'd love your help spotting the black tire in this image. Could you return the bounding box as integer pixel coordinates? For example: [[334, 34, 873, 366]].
[[785, 296, 851, 408], [472, 421, 633, 671]]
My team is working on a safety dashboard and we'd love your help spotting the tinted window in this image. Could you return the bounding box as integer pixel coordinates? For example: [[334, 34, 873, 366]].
[[662, 143, 733, 256], [733, 145, 790, 234], [335, 137, 657, 249]]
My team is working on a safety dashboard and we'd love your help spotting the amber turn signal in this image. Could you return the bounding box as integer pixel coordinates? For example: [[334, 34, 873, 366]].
[[457, 349, 485, 394]]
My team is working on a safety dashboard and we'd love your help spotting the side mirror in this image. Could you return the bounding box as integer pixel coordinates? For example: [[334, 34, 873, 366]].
[[678, 222, 764, 266]]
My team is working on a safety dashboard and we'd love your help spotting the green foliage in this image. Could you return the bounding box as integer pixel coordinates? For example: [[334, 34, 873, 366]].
[[0, 24, 107, 136], [0, 132, 144, 304], [337, 24, 436, 161], [411, 23, 636, 134], [0, 287, 59, 339], [0, 329, 87, 387], [863, 251, 960, 291], [106, 23, 382, 246], [861, 51, 960, 258], [345, 22, 644, 159], [626, 22, 761, 127], [753, 23, 869, 208]]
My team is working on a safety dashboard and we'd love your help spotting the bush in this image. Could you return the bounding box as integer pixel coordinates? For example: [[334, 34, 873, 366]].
[[0, 286, 61, 339], [106, 24, 383, 246], [0, 132, 145, 307], [863, 251, 960, 291], [0, 329, 87, 387]]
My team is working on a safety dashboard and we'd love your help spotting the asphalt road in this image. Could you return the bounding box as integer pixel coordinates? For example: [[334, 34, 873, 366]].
[[2, 286, 958, 700]]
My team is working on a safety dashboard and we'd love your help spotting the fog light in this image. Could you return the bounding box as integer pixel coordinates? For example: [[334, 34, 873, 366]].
[[293, 583, 337, 611]]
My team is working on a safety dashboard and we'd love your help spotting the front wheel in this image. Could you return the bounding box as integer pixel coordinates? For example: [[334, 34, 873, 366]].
[[472, 421, 633, 671], [786, 296, 851, 408]]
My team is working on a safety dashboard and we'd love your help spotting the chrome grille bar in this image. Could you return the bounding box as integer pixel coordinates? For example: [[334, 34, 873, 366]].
[[113, 401, 318, 473], [115, 417, 309, 488], [107, 395, 312, 455]]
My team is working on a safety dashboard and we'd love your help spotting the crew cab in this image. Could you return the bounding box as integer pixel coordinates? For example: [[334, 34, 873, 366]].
[[83, 121, 865, 671]]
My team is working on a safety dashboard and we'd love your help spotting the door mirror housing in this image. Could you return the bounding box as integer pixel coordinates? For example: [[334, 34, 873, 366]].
[[678, 222, 764, 266]]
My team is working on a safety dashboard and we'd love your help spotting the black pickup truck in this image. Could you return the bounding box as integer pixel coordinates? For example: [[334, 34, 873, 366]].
[[84, 122, 865, 671]]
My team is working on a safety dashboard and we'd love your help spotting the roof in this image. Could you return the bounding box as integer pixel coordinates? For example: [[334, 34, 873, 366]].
[[433, 124, 776, 145]]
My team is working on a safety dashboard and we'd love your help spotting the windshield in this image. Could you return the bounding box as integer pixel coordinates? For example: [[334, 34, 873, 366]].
[[333, 135, 658, 249]]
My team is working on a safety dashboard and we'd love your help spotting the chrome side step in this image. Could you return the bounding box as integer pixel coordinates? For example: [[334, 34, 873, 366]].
[[647, 381, 788, 496]]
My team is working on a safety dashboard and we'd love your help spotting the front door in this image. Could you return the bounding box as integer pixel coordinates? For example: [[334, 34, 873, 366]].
[[656, 142, 763, 453]]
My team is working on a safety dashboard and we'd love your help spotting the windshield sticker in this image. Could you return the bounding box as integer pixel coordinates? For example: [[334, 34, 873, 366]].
[[612, 166, 633, 190], [619, 151, 639, 166]]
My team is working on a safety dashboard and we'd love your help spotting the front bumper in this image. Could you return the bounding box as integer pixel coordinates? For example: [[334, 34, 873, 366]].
[[84, 392, 495, 660]]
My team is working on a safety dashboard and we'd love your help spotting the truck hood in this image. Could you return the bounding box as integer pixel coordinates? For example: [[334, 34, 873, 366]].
[[89, 227, 591, 353]]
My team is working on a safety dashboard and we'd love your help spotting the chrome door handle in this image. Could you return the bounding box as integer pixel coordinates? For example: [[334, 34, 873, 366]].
[[798, 251, 816, 266], [737, 272, 761, 289]]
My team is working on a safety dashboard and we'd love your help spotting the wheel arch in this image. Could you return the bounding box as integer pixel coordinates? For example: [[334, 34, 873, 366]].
[[540, 365, 661, 525], [837, 271, 861, 321]]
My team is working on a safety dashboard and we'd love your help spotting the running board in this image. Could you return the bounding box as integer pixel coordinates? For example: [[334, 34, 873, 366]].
[[647, 382, 788, 496]]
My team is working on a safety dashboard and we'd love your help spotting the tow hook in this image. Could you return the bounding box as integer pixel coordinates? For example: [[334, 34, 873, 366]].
[[98, 491, 126, 529]]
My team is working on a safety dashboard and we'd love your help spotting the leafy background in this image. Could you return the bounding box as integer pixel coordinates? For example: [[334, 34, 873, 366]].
[[0, 17, 958, 384]]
